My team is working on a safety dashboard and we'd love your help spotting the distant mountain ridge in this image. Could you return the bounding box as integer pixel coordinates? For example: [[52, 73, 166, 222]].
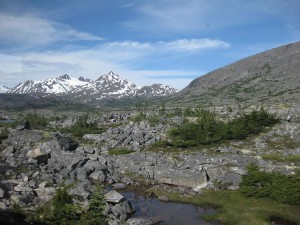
[[0, 85, 10, 93], [7, 71, 177, 101], [9, 74, 89, 94], [168, 41, 300, 106]]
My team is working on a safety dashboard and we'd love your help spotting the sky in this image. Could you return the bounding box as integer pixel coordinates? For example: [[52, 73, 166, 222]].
[[0, 0, 299, 90]]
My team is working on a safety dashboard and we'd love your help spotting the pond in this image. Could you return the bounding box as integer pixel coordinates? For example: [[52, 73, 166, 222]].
[[121, 188, 219, 225], [0, 118, 15, 123]]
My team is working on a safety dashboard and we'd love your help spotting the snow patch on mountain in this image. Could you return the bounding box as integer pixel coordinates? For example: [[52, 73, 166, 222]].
[[7, 71, 178, 101], [136, 84, 177, 97], [0, 85, 10, 93], [9, 74, 89, 94]]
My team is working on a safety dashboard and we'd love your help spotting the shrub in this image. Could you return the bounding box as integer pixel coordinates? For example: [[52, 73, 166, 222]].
[[61, 114, 105, 137], [240, 165, 300, 205], [168, 108, 278, 147], [0, 128, 9, 144], [23, 112, 50, 129], [35, 183, 108, 225], [36, 183, 81, 224]]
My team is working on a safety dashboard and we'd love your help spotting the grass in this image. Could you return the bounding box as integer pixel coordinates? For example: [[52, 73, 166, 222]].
[[0, 128, 9, 144], [108, 148, 135, 155], [146, 188, 300, 225], [261, 154, 300, 163], [266, 135, 300, 150]]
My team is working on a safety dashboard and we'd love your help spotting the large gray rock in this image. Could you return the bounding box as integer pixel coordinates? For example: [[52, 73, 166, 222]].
[[54, 134, 78, 152], [104, 190, 125, 203], [26, 147, 50, 165], [33, 187, 56, 201], [89, 170, 106, 182], [126, 217, 160, 225], [13, 182, 33, 193], [153, 167, 208, 191], [111, 200, 135, 221], [0, 187, 4, 199], [6, 130, 43, 146], [69, 181, 91, 199]]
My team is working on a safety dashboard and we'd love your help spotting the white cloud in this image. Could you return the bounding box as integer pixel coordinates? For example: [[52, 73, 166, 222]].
[[0, 37, 228, 89], [162, 39, 230, 51], [0, 13, 103, 50], [101, 38, 229, 55]]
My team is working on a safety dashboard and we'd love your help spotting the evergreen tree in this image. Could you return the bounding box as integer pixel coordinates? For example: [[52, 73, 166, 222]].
[[80, 184, 108, 225]]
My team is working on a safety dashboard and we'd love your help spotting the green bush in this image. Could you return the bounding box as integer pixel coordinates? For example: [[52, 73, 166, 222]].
[[36, 183, 81, 225], [0, 128, 9, 144], [131, 112, 147, 123], [61, 114, 106, 137], [23, 112, 50, 129], [168, 108, 278, 147], [240, 165, 300, 205], [36, 183, 108, 225]]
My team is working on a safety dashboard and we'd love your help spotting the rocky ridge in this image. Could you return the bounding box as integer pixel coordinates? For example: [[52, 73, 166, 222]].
[[168, 41, 300, 106]]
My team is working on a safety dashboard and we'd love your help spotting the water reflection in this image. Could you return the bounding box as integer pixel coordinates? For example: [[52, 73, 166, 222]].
[[121, 189, 219, 225]]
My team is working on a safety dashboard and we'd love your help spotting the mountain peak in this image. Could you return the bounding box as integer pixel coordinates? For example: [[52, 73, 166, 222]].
[[59, 74, 71, 80], [97, 72, 122, 82], [108, 71, 115, 76]]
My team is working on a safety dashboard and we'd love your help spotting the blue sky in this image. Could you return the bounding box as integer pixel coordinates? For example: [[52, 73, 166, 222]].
[[0, 0, 299, 89]]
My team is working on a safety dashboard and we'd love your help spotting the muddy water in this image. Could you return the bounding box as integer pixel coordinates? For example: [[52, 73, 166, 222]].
[[121, 189, 219, 225]]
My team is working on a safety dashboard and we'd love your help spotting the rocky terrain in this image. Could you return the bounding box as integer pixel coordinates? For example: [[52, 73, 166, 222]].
[[0, 105, 299, 224], [167, 41, 300, 106], [0, 41, 300, 224]]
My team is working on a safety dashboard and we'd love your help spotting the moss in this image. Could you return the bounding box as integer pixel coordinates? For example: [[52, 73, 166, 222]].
[[108, 148, 135, 155]]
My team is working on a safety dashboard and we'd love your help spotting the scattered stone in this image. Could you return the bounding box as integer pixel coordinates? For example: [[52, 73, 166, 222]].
[[113, 183, 126, 190], [157, 195, 169, 202]]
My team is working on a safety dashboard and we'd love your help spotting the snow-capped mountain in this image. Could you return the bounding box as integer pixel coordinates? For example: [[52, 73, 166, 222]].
[[136, 84, 177, 97], [0, 85, 10, 93], [9, 74, 89, 94], [71, 71, 139, 101], [8, 71, 177, 101]]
